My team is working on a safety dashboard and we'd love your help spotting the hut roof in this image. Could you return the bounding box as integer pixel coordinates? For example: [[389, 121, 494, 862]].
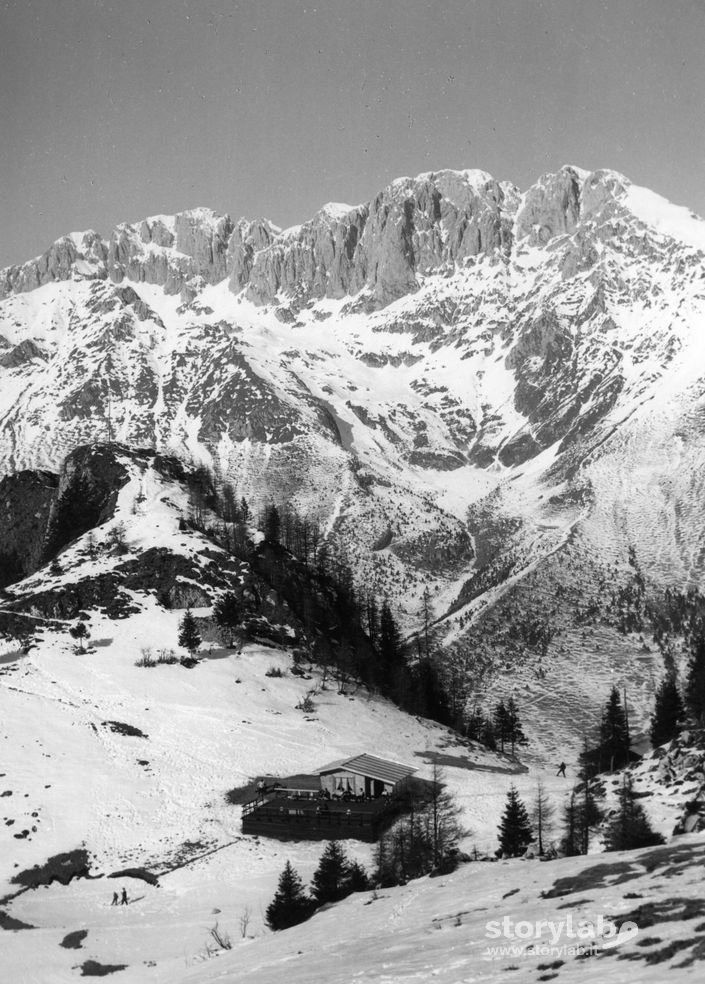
[[315, 753, 417, 785]]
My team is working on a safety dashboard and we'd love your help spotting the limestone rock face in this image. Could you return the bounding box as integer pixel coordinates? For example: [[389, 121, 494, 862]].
[[107, 208, 235, 295], [246, 170, 515, 307], [227, 218, 280, 292], [246, 204, 368, 304], [173, 209, 234, 284], [0, 232, 107, 298], [514, 165, 584, 245]]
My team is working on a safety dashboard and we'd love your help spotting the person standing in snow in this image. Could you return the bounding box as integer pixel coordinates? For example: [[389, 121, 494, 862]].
[[556, 762, 567, 777], [121, 887, 129, 905]]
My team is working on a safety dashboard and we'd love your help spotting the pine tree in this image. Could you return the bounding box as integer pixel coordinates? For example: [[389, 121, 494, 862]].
[[263, 503, 281, 545], [346, 860, 370, 893], [505, 697, 528, 755], [604, 776, 665, 851], [577, 735, 605, 853], [599, 686, 630, 771], [240, 496, 250, 523], [265, 861, 314, 930], [561, 788, 582, 856], [177, 609, 201, 658], [426, 762, 467, 872], [212, 591, 242, 648], [310, 841, 351, 906], [650, 673, 684, 747], [684, 637, 705, 725], [69, 622, 89, 653], [497, 786, 533, 857], [493, 700, 509, 753], [378, 600, 406, 690], [531, 780, 555, 855]]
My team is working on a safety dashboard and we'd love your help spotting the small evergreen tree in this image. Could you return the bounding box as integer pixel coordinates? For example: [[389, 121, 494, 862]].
[[240, 496, 250, 523], [265, 861, 314, 930], [531, 780, 555, 855], [561, 787, 582, 856], [69, 622, 89, 653], [493, 700, 509, 753], [346, 860, 370, 893], [378, 600, 406, 691], [178, 609, 201, 658], [684, 637, 705, 725], [427, 762, 467, 872], [599, 686, 630, 771], [497, 786, 533, 857], [505, 697, 528, 755], [263, 503, 281, 545], [650, 673, 684, 747], [604, 776, 665, 851], [310, 841, 351, 906], [212, 591, 242, 648]]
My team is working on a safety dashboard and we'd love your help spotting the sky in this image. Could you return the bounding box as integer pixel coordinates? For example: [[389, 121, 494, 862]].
[[1, 0, 704, 268]]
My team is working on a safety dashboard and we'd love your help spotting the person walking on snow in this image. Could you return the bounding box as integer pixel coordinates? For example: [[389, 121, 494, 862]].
[[111, 891, 119, 906], [556, 762, 567, 777], [121, 887, 129, 906]]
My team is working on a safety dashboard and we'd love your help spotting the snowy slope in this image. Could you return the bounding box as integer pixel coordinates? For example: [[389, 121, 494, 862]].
[[0, 450, 573, 981]]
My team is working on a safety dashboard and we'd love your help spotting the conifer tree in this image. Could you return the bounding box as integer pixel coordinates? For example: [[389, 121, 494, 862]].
[[493, 700, 509, 753], [177, 609, 201, 657], [650, 673, 684, 747], [69, 621, 89, 653], [378, 600, 405, 690], [346, 860, 370, 893], [561, 787, 582, 856], [426, 762, 466, 871], [212, 591, 242, 648], [497, 785, 533, 857], [684, 637, 705, 725], [604, 776, 665, 851], [263, 503, 281, 545], [577, 735, 605, 853], [240, 497, 250, 523], [265, 861, 314, 930], [310, 841, 351, 906], [505, 697, 528, 755], [599, 686, 630, 771], [531, 780, 555, 855]]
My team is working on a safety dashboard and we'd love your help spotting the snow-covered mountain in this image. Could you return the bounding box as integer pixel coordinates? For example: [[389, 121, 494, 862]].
[[3, 163, 705, 980], [2, 164, 705, 732]]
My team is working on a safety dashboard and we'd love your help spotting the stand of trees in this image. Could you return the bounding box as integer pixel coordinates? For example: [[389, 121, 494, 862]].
[[603, 776, 664, 851], [375, 767, 466, 885], [266, 843, 369, 931]]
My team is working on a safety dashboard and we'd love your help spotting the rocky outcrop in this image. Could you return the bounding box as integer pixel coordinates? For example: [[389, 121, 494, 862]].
[[227, 218, 279, 291], [0, 232, 107, 298], [246, 170, 515, 307], [0, 470, 59, 585], [514, 166, 584, 245], [0, 339, 47, 368], [105, 208, 235, 297], [246, 204, 369, 304]]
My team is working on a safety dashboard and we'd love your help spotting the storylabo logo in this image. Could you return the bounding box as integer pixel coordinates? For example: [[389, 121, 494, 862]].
[[483, 914, 639, 959]]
